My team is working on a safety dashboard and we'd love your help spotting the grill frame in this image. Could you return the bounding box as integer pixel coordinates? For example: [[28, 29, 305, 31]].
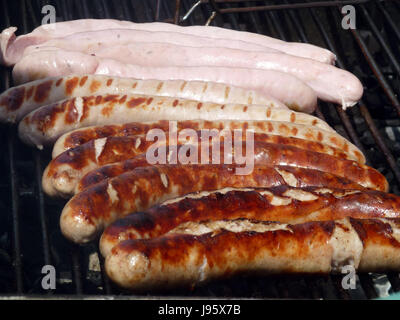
[[0, 0, 400, 299]]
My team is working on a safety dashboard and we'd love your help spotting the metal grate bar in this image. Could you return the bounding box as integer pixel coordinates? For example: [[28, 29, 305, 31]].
[[376, 1, 400, 42], [22, 0, 54, 287], [340, 8, 400, 116], [307, 5, 400, 187], [360, 5, 400, 75], [76, 0, 92, 19], [202, 0, 372, 14], [70, 247, 83, 294], [284, 1, 368, 157], [50, 0, 84, 295], [119, 0, 134, 21], [307, 3, 400, 293], [7, 128, 24, 294], [2, 0, 24, 295], [272, 2, 367, 298]]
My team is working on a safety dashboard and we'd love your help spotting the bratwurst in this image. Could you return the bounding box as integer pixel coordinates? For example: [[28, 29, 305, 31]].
[[0, 75, 287, 123], [19, 94, 327, 148], [60, 165, 367, 244], [105, 217, 400, 290], [99, 186, 400, 257]]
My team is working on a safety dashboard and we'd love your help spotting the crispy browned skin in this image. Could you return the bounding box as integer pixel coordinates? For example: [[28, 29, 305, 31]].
[[51, 132, 350, 178], [105, 218, 400, 290], [71, 140, 386, 194], [99, 186, 400, 257], [54, 120, 364, 163], [45, 136, 374, 198], [80, 161, 362, 196], [73, 132, 353, 193], [60, 165, 364, 244]]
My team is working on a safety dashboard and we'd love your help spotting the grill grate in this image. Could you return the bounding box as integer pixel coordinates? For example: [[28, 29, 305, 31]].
[[0, 0, 400, 299]]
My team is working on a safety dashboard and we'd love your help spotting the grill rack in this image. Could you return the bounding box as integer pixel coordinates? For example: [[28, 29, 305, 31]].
[[0, 0, 399, 299]]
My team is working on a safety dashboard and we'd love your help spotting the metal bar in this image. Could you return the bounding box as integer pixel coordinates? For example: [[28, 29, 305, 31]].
[[137, 0, 154, 23], [339, 8, 400, 116], [155, 0, 162, 21], [162, 0, 173, 22], [100, 0, 111, 19], [97, 249, 112, 295], [267, 10, 289, 40], [8, 130, 23, 294], [358, 102, 400, 187], [76, 0, 92, 19], [174, 0, 181, 24], [284, 0, 367, 156], [2, 0, 24, 296], [359, 5, 400, 75], [51, 0, 84, 295], [180, 0, 198, 26], [119, 0, 133, 21], [307, 5, 400, 185], [70, 246, 83, 294], [202, 0, 370, 3], [23, 0, 53, 281], [33, 151, 51, 268], [376, 1, 400, 42], [210, 0, 372, 14], [312, 5, 400, 186]]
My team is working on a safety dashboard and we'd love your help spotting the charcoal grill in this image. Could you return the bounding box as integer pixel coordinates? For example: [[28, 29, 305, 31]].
[[0, 0, 400, 299]]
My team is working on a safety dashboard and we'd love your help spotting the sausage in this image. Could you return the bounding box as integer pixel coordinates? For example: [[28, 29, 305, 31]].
[[0, 75, 287, 123], [45, 138, 381, 198], [75, 135, 356, 194], [100, 186, 400, 257], [18, 94, 327, 148], [53, 120, 363, 161], [81, 164, 364, 198], [46, 130, 356, 197], [104, 217, 400, 290], [21, 42, 360, 106], [1, 20, 335, 65], [17, 28, 279, 67], [13, 52, 318, 112], [60, 164, 365, 244]]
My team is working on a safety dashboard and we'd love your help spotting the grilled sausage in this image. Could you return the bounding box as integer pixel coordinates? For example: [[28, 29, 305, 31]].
[[46, 130, 356, 197], [0, 75, 287, 123], [0, 20, 335, 65], [18, 94, 327, 148], [60, 164, 365, 244], [100, 186, 400, 257], [45, 138, 382, 198], [53, 120, 362, 161], [81, 163, 364, 199], [75, 135, 356, 194], [105, 217, 400, 290]]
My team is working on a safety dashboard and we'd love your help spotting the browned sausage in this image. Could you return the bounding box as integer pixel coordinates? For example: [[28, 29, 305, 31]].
[[0, 75, 287, 123], [105, 217, 400, 290], [60, 165, 365, 244], [100, 186, 400, 257], [52, 119, 363, 163], [45, 132, 354, 197], [18, 94, 330, 148], [60, 139, 384, 199]]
